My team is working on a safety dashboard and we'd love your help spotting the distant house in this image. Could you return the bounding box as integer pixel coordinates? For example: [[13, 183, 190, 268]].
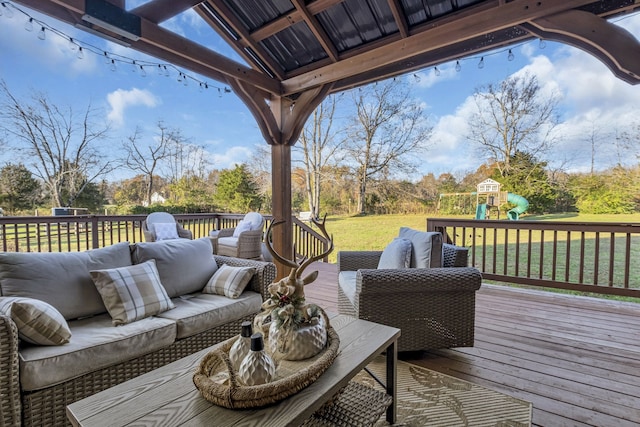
[[142, 192, 167, 207]]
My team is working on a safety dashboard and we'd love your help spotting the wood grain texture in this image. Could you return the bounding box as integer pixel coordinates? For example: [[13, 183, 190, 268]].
[[67, 313, 399, 427], [304, 263, 640, 427]]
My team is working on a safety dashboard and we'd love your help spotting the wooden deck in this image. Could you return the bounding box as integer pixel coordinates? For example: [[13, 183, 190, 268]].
[[304, 262, 640, 427]]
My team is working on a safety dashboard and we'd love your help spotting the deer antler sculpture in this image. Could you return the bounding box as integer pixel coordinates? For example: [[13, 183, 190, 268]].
[[258, 215, 334, 325]]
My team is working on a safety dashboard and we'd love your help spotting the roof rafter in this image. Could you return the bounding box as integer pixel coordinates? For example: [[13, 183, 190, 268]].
[[290, 0, 339, 62], [130, 0, 201, 24], [281, 0, 601, 95], [387, 0, 409, 38]]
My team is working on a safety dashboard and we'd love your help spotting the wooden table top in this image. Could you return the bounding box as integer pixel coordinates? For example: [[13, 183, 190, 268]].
[[67, 314, 400, 427]]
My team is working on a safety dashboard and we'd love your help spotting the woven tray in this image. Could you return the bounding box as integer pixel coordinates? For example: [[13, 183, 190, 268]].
[[193, 325, 340, 409]]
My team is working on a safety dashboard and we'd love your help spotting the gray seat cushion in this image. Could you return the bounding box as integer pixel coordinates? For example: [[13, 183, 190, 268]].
[[338, 271, 358, 306], [0, 242, 132, 320], [19, 314, 176, 391], [157, 291, 262, 339], [398, 228, 443, 268]]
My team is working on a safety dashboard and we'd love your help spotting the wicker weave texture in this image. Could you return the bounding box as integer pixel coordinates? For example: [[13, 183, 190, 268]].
[[2, 256, 276, 427], [0, 315, 20, 427], [217, 228, 264, 259], [338, 245, 481, 352], [302, 381, 392, 427]]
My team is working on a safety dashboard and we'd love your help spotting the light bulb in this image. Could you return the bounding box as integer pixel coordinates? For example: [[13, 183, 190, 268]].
[[177, 72, 183, 82], [157, 64, 163, 75], [434, 66, 440, 77], [1, 2, 14, 18], [507, 49, 514, 61], [25, 18, 33, 32], [110, 59, 117, 72], [413, 73, 421, 83], [68, 37, 77, 51], [539, 39, 546, 49], [76, 46, 84, 59], [103, 52, 110, 64], [163, 65, 170, 77], [139, 66, 146, 77], [478, 57, 485, 69], [183, 75, 188, 86], [131, 60, 137, 72], [455, 60, 461, 72], [38, 27, 46, 40]]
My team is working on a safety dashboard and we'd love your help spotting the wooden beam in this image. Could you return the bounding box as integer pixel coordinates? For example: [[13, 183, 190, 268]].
[[250, 0, 342, 42], [281, 0, 596, 95], [387, 0, 409, 38], [524, 9, 640, 84], [271, 143, 293, 279], [130, 0, 202, 24], [291, 0, 339, 62], [197, 1, 286, 80]]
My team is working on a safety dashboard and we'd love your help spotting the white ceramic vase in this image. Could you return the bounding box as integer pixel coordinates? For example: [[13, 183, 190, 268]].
[[229, 321, 252, 371], [238, 333, 275, 386], [268, 314, 327, 360]]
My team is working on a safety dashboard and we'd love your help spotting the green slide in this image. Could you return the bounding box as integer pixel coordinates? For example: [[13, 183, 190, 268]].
[[506, 193, 529, 220]]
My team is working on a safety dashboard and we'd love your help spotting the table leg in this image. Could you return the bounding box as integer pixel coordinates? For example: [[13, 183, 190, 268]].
[[386, 340, 397, 423]]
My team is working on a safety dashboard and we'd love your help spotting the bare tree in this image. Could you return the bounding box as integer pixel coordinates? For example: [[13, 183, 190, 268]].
[[162, 129, 210, 183], [294, 94, 343, 218], [467, 73, 559, 177], [0, 80, 115, 207], [247, 144, 272, 207], [122, 122, 173, 206], [344, 79, 432, 214]]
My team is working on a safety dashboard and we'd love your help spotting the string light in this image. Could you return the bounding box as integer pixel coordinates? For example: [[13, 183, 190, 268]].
[[539, 39, 547, 49], [455, 60, 461, 72], [2, 1, 231, 95], [434, 66, 440, 77], [507, 49, 514, 61], [1, 2, 14, 18], [477, 57, 485, 69]]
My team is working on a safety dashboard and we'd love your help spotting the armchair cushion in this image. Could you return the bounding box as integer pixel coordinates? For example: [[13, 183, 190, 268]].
[[153, 222, 180, 240], [91, 260, 175, 326], [398, 227, 443, 268], [0, 297, 71, 345], [232, 220, 252, 237], [377, 238, 412, 269]]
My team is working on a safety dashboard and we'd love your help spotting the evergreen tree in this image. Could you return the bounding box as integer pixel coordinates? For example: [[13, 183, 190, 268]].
[[0, 163, 41, 214], [214, 164, 262, 213]]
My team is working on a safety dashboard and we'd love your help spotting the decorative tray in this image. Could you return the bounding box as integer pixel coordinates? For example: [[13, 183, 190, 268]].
[[193, 326, 340, 409]]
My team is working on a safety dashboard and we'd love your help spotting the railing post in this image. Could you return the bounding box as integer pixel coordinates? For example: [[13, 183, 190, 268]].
[[91, 216, 100, 249]]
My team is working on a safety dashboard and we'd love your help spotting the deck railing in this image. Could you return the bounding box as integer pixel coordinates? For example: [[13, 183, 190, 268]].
[[0, 213, 330, 262], [427, 218, 640, 297]]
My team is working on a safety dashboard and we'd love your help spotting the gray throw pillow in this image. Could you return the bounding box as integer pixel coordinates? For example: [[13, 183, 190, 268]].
[[0, 242, 132, 320], [377, 238, 412, 269], [398, 228, 443, 268], [131, 237, 217, 297]]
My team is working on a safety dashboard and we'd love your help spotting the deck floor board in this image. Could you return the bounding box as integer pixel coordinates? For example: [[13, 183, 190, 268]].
[[304, 262, 640, 427]]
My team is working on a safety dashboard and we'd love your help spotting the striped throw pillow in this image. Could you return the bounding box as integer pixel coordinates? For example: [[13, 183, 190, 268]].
[[90, 259, 175, 326], [0, 297, 71, 345], [202, 264, 255, 298]]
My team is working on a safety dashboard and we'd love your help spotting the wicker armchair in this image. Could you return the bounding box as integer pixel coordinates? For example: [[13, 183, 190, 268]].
[[210, 212, 264, 259], [337, 243, 482, 352], [142, 212, 193, 242]]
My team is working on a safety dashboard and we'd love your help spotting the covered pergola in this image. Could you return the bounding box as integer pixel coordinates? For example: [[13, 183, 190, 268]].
[[14, 0, 640, 275]]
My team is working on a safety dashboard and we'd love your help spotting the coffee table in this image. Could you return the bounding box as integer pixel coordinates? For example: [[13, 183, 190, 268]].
[[66, 314, 400, 427]]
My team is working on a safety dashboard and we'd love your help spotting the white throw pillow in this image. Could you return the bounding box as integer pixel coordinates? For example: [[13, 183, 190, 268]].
[[377, 238, 412, 269], [90, 260, 175, 325], [232, 220, 252, 237], [153, 222, 180, 240], [202, 264, 255, 298], [0, 297, 71, 345]]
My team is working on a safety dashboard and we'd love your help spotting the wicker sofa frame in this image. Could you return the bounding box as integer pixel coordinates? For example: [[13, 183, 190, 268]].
[[337, 244, 482, 352], [0, 255, 276, 427]]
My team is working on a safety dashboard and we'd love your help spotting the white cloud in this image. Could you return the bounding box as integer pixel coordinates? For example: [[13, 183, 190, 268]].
[[208, 145, 254, 169], [106, 88, 160, 127]]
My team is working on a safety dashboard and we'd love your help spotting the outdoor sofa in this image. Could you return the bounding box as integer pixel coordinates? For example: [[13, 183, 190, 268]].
[[338, 228, 482, 352], [0, 237, 276, 426]]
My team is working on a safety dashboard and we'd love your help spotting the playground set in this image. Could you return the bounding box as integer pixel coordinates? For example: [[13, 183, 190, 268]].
[[438, 178, 529, 220]]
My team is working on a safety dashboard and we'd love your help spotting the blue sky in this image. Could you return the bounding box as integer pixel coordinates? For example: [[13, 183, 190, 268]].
[[1, 1, 639, 183]]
